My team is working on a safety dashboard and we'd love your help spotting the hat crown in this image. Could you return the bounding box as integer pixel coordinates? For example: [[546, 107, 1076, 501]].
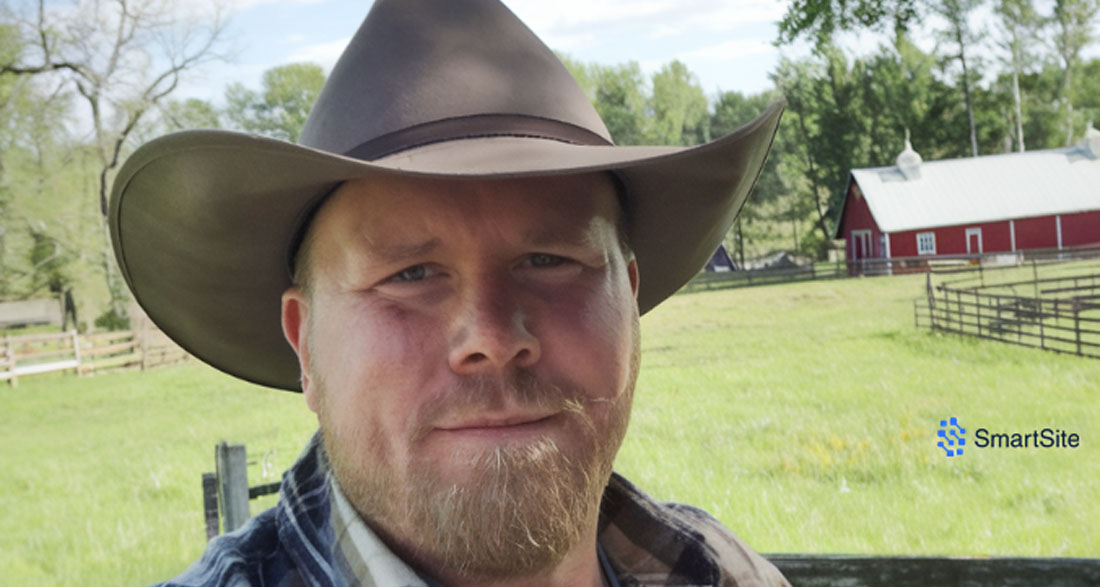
[[298, 0, 612, 158]]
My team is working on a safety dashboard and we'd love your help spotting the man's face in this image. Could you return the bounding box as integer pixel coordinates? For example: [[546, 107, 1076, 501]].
[[281, 171, 640, 580]]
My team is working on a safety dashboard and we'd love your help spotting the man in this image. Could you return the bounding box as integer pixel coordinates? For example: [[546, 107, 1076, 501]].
[[110, 0, 789, 585]]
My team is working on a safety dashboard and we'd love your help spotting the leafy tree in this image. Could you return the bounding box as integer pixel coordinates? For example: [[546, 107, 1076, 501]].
[[777, 0, 923, 48], [1, 0, 231, 328], [994, 0, 1041, 151], [224, 63, 326, 142], [934, 0, 986, 156], [160, 97, 221, 132], [647, 61, 708, 146], [1049, 0, 1100, 144], [711, 90, 793, 262], [591, 62, 648, 146]]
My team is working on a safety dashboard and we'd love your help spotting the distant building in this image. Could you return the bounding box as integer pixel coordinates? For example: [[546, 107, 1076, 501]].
[[704, 243, 737, 272], [836, 126, 1100, 274]]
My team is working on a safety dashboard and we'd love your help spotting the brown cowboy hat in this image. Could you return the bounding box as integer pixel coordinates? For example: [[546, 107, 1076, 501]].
[[109, 0, 784, 391]]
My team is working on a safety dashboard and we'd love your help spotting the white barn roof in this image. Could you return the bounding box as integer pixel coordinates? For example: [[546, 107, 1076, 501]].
[[849, 140, 1100, 234]]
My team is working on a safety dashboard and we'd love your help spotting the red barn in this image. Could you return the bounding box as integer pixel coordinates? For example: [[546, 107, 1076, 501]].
[[836, 128, 1100, 274]]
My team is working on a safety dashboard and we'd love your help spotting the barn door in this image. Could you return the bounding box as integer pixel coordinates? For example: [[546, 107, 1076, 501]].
[[966, 228, 983, 255], [852, 230, 872, 259]]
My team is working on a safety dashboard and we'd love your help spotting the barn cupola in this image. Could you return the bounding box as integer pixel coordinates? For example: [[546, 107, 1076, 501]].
[[1081, 121, 1100, 160], [896, 129, 923, 180]]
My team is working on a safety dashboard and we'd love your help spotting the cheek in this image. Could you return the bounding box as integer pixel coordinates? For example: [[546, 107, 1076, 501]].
[[312, 298, 449, 441], [541, 274, 637, 399]]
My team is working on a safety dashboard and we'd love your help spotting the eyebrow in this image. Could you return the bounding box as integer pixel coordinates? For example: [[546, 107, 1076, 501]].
[[522, 225, 600, 249], [364, 237, 442, 264]]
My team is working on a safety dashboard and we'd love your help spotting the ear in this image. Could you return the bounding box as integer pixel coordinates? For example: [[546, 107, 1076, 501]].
[[627, 257, 640, 300], [281, 286, 318, 413]]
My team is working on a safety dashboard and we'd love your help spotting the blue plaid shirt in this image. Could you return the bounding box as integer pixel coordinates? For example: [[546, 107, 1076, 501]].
[[156, 433, 788, 587]]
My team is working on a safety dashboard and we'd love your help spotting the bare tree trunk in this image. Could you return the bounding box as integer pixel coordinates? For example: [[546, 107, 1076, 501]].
[[794, 110, 831, 248], [1011, 44, 1025, 151], [957, 28, 979, 157]]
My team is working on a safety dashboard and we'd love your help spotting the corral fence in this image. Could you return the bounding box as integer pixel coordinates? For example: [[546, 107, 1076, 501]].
[[683, 262, 846, 292], [914, 258, 1100, 359], [0, 326, 189, 386], [685, 244, 1100, 293]]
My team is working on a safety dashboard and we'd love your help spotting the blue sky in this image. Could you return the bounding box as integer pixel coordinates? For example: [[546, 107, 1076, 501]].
[[181, 0, 806, 104], [180, 0, 1099, 106]]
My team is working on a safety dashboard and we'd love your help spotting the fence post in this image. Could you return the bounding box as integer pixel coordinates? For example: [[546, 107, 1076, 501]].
[[202, 473, 220, 541], [215, 442, 250, 534], [70, 330, 81, 375], [926, 274, 936, 330], [1075, 304, 1083, 357], [1032, 260, 1039, 298], [975, 292, 982, 337], [5, 333, 17, 388], [1039, 299, 1046, 350]]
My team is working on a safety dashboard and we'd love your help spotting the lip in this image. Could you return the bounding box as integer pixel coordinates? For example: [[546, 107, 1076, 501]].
[[437, 413, 556, 432]]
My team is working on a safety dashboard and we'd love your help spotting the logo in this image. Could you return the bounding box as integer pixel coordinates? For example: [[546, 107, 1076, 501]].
[[938, 417, 966, 457]]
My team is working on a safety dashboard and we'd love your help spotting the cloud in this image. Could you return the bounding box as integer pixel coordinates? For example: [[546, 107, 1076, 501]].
[[218, 0, 328, 14], [286, 37, 350, 69], [678, 38, 774, 61], [508, 0, 784, 39]]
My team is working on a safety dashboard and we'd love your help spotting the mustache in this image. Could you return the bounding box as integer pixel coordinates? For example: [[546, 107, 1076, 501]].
[[412, 372, 601, 440]]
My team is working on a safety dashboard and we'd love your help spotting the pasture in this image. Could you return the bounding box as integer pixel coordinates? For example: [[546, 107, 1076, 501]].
[[1, 271, 1097, 585]]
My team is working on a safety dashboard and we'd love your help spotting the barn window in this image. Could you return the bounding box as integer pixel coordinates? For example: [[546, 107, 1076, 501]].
[[916, 232, 936, 255]]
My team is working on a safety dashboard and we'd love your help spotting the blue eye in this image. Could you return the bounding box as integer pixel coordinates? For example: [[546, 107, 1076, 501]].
[[392, 265, 429, 281], [530, 253, 565, 267]]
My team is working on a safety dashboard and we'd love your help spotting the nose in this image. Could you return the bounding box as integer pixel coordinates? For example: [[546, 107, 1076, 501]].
[[448, 274, 540, 374]]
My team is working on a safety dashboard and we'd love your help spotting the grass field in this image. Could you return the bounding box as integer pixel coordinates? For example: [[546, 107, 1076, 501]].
[[2, 270, 1098, 585]]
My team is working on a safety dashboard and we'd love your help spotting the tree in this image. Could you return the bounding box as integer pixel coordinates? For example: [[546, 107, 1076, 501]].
[[1049, 0, 1100, 144], [1, 0, 230, 326], [591, 62, 648, 145], [711, 90, 792, 262], [224, 63, 325, 142], [994, 0, 1041, 151], [934, 0, 985, 156], [647, 60, 708, 146], [777, 0, 923, 48], [159, 97, 221, 132]]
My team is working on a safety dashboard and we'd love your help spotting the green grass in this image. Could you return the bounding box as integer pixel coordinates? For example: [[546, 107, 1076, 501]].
[[2, 271, 1098, 585]]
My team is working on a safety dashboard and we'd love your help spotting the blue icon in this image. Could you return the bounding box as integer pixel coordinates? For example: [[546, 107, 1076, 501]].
[[938, 417, 966, 457]]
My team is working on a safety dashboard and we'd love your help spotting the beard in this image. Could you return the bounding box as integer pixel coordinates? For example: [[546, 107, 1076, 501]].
[[316, 337, 638, 581]]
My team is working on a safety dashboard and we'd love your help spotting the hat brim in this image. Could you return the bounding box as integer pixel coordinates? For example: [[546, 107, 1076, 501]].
[[110, 100, 784, 391]]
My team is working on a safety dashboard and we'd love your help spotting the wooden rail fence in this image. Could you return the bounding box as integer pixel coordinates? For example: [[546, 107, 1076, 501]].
[[0, 327, 189, 385], [685, 244, 1100, 293], [915, 268, 1100, 359]]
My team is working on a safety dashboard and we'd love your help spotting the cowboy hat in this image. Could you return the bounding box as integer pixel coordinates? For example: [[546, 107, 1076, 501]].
[[109, 0, 784, 391]]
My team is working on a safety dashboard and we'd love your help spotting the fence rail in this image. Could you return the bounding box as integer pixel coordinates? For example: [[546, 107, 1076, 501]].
[[0, 327, 188, 385], [684, 245, 1100, 293], [915, 263, 1100, 360]]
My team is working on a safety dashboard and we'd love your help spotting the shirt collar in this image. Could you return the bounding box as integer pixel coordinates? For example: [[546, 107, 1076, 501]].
[[329, 473, 432, 587]]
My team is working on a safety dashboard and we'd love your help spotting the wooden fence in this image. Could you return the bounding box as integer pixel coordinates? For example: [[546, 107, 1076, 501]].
[[202, 442, 281, 540], [0, 327, 189, 385], [683, 262, 846, 292], [914, 265, 1100, 359], [685, 244, 1100, 293]]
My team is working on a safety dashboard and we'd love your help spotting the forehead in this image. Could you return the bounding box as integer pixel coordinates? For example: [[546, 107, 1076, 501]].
[[307, 172, 621, 254]]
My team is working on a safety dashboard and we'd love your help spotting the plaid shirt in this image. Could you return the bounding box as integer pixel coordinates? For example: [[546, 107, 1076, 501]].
[[156, 432, 788, 587]]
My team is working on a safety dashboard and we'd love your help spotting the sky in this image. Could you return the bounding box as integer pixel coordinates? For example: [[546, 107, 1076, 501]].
[[177, 0, 1099, 107], [179, 0, 810, 104]]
